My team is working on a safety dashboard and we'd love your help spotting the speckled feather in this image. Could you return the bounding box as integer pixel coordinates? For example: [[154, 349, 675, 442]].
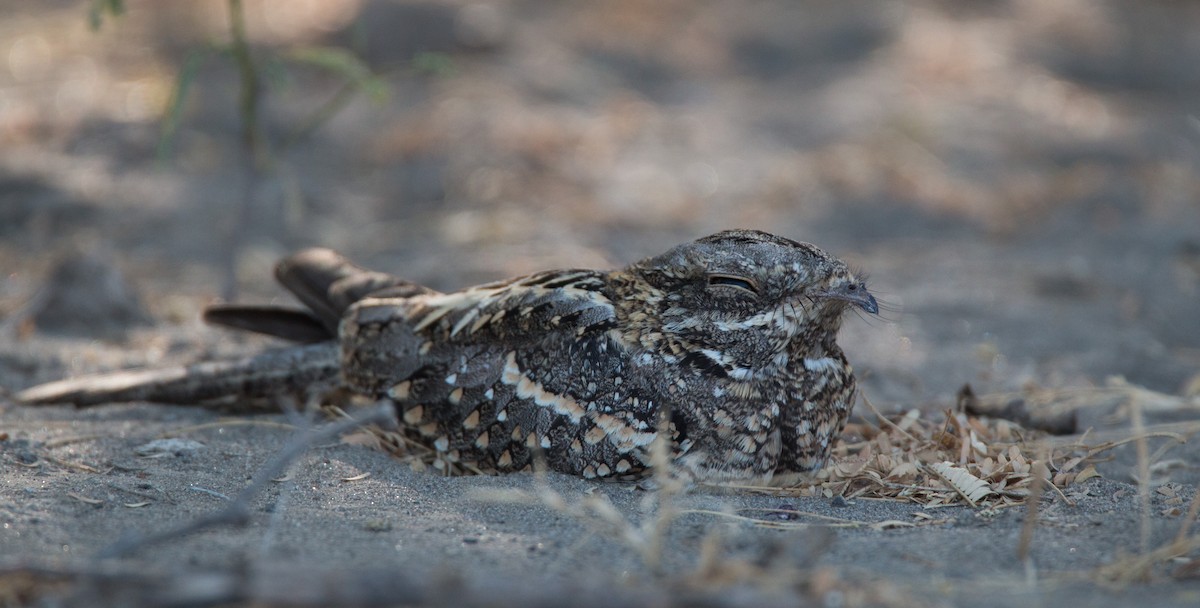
[[337, 230, 876, 482], [17, 230, 877, 483]]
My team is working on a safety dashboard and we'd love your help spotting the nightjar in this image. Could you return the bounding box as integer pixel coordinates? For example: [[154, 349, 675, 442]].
[[18, 230, 877, 483]]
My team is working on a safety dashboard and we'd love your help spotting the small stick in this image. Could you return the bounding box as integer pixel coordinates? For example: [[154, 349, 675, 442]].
[[98, 401, 395, 558], [860, 393, 919, 444]]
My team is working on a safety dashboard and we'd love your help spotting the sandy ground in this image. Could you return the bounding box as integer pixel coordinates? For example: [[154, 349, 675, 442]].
[[2, 1, 1199, 606]]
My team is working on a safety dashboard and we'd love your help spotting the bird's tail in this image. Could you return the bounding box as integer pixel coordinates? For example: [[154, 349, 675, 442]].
[[15, 342, 340, 407], [15, 248, 431, 408], [202, 248, 436, 342]]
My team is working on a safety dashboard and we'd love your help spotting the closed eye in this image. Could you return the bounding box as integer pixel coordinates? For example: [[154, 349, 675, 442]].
[[707, 274, 759, 294]]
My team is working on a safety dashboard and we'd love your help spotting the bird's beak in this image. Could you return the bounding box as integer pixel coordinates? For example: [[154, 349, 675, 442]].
[[826, 283, 878, 314], [858, 291, 879, 314]]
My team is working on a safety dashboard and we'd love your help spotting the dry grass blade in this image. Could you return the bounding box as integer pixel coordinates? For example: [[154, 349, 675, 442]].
[[1016, 457, 1048, 561], [476, 407, 685, 575], [1174, 490, 1200, 544], [1093, 535, 1200, 586], [42, 456, 108, 474], [1131, 395, 1152, 554], [860, 393, 918, 443], [43, 434, 107, 449], [66, 492, 103, 506]]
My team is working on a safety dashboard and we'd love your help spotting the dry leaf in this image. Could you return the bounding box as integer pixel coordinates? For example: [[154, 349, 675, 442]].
[[1075, 465, 1100, 484], [930, 462, 995, 505]]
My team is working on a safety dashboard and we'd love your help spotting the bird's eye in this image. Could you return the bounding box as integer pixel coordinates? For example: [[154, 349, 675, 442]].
[[707, 274, 758, 294], [847, 283, 857, 291]]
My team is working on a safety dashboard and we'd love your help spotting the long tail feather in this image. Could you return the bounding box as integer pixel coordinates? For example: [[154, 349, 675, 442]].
[[15, 343, 339, 407], [203, 305, 332, 343], [17, 250, 433, 408]]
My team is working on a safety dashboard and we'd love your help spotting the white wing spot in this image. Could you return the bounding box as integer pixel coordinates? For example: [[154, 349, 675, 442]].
[[728, 367, 754, 381], [803, 357, 840, 373]]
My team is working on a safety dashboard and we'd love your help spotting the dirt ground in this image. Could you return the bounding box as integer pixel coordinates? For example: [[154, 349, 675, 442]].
[[1, 1, 1199, 606]]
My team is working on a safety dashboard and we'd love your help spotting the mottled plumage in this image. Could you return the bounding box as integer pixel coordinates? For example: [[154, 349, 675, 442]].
[[18, 230, 877, 483]]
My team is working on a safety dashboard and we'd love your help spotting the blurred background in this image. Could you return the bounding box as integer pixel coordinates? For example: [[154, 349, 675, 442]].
[[1, 0, 1198, 410]]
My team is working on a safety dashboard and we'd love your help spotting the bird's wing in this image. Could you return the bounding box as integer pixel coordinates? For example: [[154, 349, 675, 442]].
[[341, 268, 617, 391], [341, 269, 658, 477]]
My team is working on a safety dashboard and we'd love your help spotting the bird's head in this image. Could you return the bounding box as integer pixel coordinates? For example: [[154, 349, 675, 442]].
[[618, 230, 876, 377]]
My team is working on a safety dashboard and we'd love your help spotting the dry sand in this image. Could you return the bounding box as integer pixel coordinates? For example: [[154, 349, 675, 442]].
[[2, 1, 1199, 605]]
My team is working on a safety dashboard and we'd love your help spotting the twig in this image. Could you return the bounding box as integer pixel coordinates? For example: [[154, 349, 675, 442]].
[[44, 434, 108, 449], [157, 419, 299, 438], [1, 560, 783, 608], [41, 455, 108, 474], [1094, 534, 1200, 586], [282, 80, 358, 150], [227, 0, 267, 168], [188, 486, 232, 501], [98, 401, 395, 558], [860, 393, 920, 444], [106, 482, 174, 505], [222, 0, 267, 301], [691, 508, 869, 527], [258, 396, 317, 557]]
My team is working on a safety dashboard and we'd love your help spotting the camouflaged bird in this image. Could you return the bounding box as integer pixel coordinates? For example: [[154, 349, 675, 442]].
[[17, 230, 878, 483]]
